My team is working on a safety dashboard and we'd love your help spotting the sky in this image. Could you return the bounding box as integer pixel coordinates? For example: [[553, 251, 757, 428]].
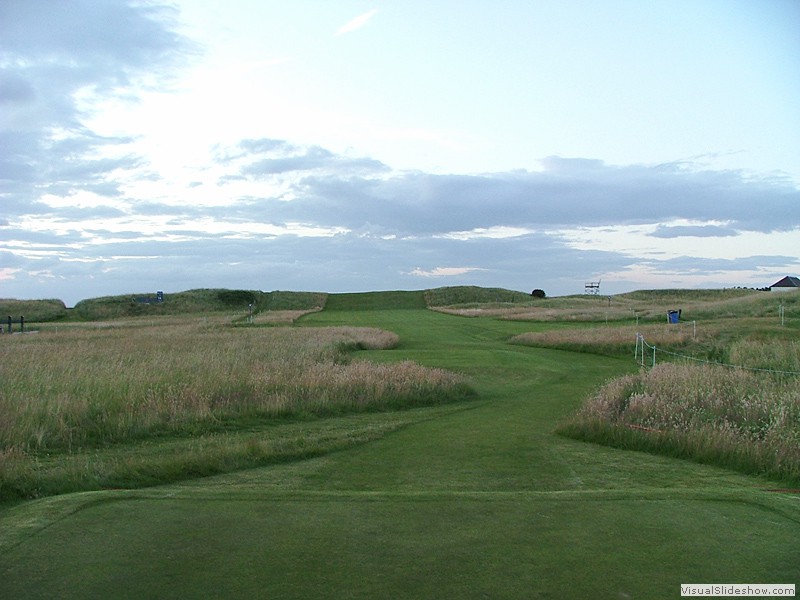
[[1, 0, 799, 306]]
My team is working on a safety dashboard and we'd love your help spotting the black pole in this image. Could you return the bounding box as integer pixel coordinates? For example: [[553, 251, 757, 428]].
[[20, 316, 24, 333], [7, 316, 10, 333]]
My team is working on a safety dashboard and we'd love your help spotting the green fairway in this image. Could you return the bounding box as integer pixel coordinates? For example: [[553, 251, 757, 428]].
[[2, 306, 798, 598]]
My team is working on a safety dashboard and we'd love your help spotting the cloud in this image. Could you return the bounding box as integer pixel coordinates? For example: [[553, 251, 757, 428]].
[[5, 132, 799, 305], [215, 138, 389, 177], [242, 146, 387, 176], [649, 224, 740, 238], [0, 72, 36, 103], [214, 138, 296, 162], [0, 0, 192, 216], [408, 267, 487, 278], [642, 254, 797, 276], [0, 1, 189, 73], [260, 158, 799, 237], [0, 267, 20, 281], [335, 9, 378, 36]]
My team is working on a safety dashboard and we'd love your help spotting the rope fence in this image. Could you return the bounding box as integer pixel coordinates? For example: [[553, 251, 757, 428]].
[[634, 333, 800, 377]]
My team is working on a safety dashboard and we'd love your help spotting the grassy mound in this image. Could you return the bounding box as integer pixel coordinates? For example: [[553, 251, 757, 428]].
[[262, 290, 327, 311], [424, 285, 532, 307], [69, 289, 326, 321], [325, 290, 427, 311], [0, 299, 68, 322], [617, 288, 758, 303], [436, 287, 800, 324]]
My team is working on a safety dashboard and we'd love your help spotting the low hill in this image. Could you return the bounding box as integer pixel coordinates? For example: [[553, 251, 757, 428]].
[[325, 290, 427, 311], [0, 299, 68, 323], [70, 289, 326, 321], [424, 286, 533, 307], [430, 287, 799, 324], [9, 286, 794, 323], [617, 288, 797, 321]]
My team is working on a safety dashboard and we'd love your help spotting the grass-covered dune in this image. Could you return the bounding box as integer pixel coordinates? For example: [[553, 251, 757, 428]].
[[424, 285, 533, 307], [0, 289, 330, 323], [69, 289, 327, 321], [0, 298, 69, 323], [3, 285, 535, 322], [13, 284, 793, 325], [438, 286, 799, 324]]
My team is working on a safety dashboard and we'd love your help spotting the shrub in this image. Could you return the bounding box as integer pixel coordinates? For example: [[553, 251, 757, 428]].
[[217, 290, 257, 306]]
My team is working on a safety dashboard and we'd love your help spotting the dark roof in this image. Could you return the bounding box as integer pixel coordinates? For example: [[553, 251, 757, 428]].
[[770, 276, 800, 288]]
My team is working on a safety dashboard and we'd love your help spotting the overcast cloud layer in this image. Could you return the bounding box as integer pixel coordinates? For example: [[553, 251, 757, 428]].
[[1, 1, 799, 306]]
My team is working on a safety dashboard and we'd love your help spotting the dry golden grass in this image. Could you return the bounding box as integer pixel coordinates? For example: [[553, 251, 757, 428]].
[[514, 324, 694, 346], [431, 287, 799, 325], [729, 339, 800, 373], [430, 304, 636, 321], [563, 350, 800, 482], [0, 322, 468, 454], [251, 308, 322, 325]]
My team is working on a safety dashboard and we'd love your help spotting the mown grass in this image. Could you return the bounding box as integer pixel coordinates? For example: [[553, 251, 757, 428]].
[[4, 490, 797, 600], [0, 408, 457, 503], [325, 290, 427, 311], [0, 321, 473, 501]]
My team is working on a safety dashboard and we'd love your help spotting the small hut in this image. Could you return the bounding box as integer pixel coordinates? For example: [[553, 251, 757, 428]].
[[769, 276, 800, 292]]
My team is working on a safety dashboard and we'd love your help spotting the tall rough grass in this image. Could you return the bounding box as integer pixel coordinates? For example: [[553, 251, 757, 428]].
[[0, 323, 471, 454], [511, 324, 699, 356], [728, 339, 800, 373], [433, 287, 799, 324], [560, 357, 800, 483]]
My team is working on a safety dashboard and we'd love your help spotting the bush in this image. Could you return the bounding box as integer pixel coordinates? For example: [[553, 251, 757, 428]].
[[217, 290, 257, 306]]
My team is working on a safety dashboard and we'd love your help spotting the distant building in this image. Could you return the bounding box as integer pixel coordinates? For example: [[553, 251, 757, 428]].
[[769, 276, 800, 292]]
